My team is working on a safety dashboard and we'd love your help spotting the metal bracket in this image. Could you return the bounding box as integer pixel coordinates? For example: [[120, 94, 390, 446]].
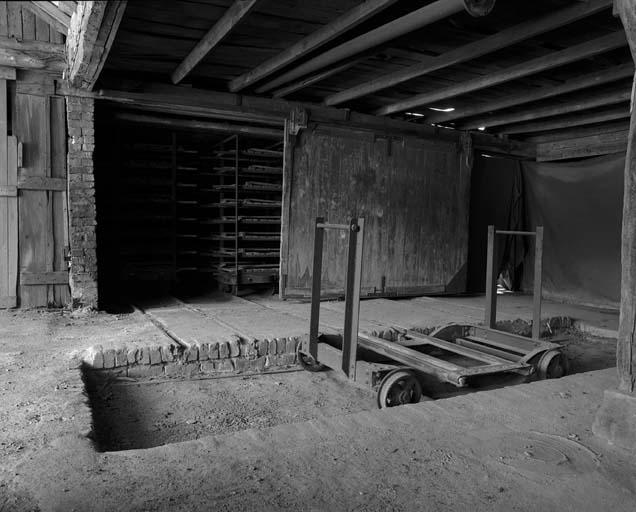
[[288, 107, 308, 136]]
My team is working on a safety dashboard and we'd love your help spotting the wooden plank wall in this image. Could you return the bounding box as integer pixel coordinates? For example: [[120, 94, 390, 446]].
[[0, 1, 64, 43], [13, 73, 69, 307], [0, 79, 18, 308], [282, 125, 471, 298]]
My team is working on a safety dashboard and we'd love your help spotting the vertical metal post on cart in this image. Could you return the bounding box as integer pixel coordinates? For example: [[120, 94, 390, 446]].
[[484, 225, 544, 339], [309, 217, 365, 380]]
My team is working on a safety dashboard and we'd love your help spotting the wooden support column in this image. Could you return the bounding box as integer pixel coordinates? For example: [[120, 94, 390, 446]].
[[593, 0, 636, 452]]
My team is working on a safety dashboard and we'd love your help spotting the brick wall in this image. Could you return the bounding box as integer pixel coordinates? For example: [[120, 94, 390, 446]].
[[67, 96, 98, 308]]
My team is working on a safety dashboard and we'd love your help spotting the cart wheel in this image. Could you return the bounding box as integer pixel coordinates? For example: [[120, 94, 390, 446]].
[[297, 346, 327, 372], [377, 369, 423, 409], [536, 350, 569, 380]]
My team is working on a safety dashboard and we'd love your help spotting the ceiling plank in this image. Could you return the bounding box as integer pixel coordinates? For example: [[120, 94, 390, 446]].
[[324, 0, 612, 107], [429, 63, 634, 125], [462, 88, 632, 130], [23, 1, 71, 35], [536, 129, 629, 161], [229, 0, 398, 93], [254, 0, 488, 94], [0, 36, 65, 71], [171, 0, 260, 85], [66, 1, 128, 90], [497, 105, 630, 135], [375, 31, 627, 116]]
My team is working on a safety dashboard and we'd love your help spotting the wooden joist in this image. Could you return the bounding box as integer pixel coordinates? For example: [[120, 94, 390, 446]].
[[66, 1, 127, 90], [113, 112, 283, 138], [56, 79, 535, 158], [171, 0, 260, 85], [272, 59, 362, 98], [498, 105, 630, 135], [525, 120, 630, 144], [324, 0, 613, 106], [0, 36, 65, 72], [429, 63, 634, 125], [23, 1, 71, 35], [536, 129, 629, 161], [255, 0, 478, 94], [228, 0, 398, 93], [462, 88, 632, 130], [375, 31, 627, 116]]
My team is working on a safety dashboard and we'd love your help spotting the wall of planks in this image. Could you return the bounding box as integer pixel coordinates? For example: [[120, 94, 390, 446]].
[[13, 72, 70, 307], [281, 124, 472, 299], [0, 1, 64, 43]]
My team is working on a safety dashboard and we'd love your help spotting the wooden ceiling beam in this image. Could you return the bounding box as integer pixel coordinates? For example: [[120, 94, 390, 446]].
[[0, 36, 65, 71], [66, 1, 127, 90], [376, 30, 627, 116], [23, 1, 71, 35], [524, 120, 631, 144], [113, 112, 283, 139], [272, 58, 363, 98], [254, 0, 495, 94], [52, 2, 78, 18], [496, 105, 630, 135], [461, 88, 632, 130], [428, 63, 634, 125], [536, 129, 629, 162], [55, 79, 534, 158], [171, 0, 260, 85], [324, 0, 612, 107], [228, 0, 399, 93]]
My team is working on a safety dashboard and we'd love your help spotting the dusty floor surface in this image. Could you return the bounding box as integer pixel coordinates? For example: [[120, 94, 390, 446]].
[[89, 371, 376, 451], [0, 307, 635, 512]]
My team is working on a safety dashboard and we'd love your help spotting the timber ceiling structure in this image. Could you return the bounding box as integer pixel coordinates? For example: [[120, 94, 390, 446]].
[[95, 0, 632, 143]]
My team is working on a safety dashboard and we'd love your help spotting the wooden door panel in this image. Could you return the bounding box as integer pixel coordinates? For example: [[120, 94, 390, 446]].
[[282, 124, 471, 299]]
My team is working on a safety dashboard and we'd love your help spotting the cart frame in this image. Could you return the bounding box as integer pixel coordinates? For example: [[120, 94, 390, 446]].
[[299, 217, 567, 406]]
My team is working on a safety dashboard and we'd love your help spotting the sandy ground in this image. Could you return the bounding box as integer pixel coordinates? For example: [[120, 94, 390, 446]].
[[0, 307, 634, 512]]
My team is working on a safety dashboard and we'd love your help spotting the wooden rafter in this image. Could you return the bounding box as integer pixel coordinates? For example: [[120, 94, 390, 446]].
[[324, 0, 613, 107], [375, 31, 627, 116], [66, 1, 127, 90], [536, 129, 629, 162], [0, 36, 65, 71], [22, 1, 71, 35], [428, 63, 634, 125], [461, 88, 632, 130], [525, 120, 630, 144], [496, 105, 630, 135], [255, 0, 478, 94], [54, 80, 535, 158], [272, 58, 363, 98], [171, 0, 260, 85], [228, 0, 398, 93]]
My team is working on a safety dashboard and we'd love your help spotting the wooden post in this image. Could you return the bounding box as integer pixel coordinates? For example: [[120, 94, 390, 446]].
[[308, 217, 325, 359], [614, 0, 636, 395], [592, 0, 636, 451], [532, 226, 544, 340], [342, 218, 364, 380], [484, 225, 497, 328]]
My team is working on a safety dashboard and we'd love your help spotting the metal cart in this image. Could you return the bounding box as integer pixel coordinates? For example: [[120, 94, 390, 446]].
[[297, 218, 569, 408]]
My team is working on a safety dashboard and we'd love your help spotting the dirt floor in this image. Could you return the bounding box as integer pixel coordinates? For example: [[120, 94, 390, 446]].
[[0, 307, 633, 512]]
